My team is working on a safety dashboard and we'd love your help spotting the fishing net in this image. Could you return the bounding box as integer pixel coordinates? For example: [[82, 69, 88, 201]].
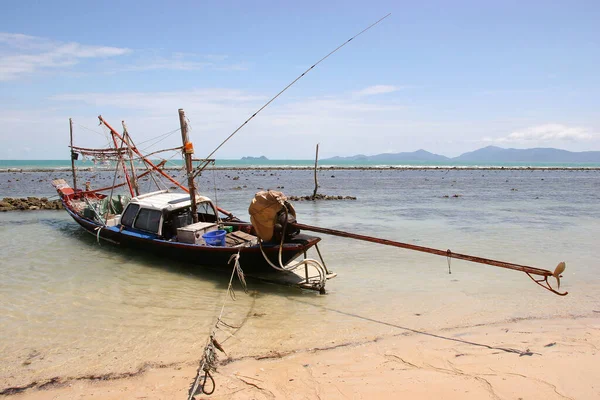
[[83, 195, 131, 221]]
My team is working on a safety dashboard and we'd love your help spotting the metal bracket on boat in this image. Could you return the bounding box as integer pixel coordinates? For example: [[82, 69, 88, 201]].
[[525, 262, 568, 296], [525, 273, 568, 296]]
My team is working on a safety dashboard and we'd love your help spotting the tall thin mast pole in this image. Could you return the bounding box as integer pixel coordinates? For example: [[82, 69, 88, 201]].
[[122, 121, 140, 196], [179, 109, 198, 223], [107, 123, 134, 197], [69, 118, 77, 190], [98, 115, 235, 219]]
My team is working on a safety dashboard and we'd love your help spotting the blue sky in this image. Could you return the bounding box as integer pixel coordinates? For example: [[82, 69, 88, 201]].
[[1, 0, 598, 159]]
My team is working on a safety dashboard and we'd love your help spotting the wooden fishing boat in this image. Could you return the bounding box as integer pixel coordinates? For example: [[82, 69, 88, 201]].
[[54, 16, 396, 295], [53, 111, 334, 291], [53, 14, 567, 297]]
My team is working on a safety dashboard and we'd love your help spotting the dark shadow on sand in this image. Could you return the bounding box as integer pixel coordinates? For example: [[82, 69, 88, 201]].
[[289, 298, 536, 356]]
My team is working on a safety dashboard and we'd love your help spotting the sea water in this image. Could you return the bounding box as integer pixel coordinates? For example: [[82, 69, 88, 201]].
[[2, 158, 600, 171], [1, 168, 599, 389]]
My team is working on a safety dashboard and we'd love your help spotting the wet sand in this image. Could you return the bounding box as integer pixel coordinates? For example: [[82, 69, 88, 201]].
[[2, 169, 599, 399], [9, 315, 599, 399]]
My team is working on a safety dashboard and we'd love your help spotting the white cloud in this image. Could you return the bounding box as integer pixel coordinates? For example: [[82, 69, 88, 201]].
[[10, 82, 597, 159], [487, 124, 595, 144], [214, 63, 249, 71], [117, 59, 213, 72], [353, 85, 403, 97], [0, 33, 52, 50], [0, 33, 249, 81], [35, 88, 415, 159], [0, 32, 130, 81], [50, 89, 267, 113]]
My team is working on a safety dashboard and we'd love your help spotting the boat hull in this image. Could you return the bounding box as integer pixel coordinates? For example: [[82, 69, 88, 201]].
[[62, 197, 320, 274]]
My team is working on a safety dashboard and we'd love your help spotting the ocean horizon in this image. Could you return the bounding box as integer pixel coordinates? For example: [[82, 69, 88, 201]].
[[2, 159, 600, 170]]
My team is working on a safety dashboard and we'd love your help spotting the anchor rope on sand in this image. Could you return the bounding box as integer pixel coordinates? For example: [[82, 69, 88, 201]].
[[187, 251, 247, 399]]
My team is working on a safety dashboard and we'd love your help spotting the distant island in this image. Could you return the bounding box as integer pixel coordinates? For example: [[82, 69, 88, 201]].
[[322, 146, 600, 163], [241, 156, 269, 161]]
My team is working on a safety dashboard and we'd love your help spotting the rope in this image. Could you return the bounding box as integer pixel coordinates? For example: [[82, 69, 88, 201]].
[[187, 251, 247, 399], [135, 127, 180, 146], [138, 157, 168, 192], [98, 121, 113, 149], [104, 137, 127, 221], [259, 241, 327, 291], [211, 161, 222, 225], [94, 226, 102, 244], [74, 122, 108, 138], [138, 127, 181, 153], [132, 146, 183, 161], [140, 147, 188, 192], [258, 204, 328, 291], [203, 13, 391, 161], [147, 168, 161, 192]]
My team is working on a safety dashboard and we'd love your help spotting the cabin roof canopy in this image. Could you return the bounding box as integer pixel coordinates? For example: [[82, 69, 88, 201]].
[[129, 190, 212, 212]]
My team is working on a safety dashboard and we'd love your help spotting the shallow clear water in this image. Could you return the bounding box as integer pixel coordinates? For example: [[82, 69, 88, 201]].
[[1, 169, 599, 389]]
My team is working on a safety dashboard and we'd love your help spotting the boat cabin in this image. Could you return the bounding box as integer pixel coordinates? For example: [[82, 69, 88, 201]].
[[119, 190, 218, 239]]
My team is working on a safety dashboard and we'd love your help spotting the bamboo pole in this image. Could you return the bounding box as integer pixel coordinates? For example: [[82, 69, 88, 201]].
[[292, 222, 566, 284], [122, 121, 140, 196], [106, 120, 134, 197], [69, 118, 77, 190], [179, 109, 198, 223]]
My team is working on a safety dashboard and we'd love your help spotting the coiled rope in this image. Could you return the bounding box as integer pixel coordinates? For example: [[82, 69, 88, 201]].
[[259, 204, 328, 292]]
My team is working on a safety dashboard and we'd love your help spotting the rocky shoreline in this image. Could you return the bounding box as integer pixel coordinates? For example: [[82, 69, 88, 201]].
[[2, 165, 600, 173], [0, 197, 63, 212], [288, 193, 357, 201]]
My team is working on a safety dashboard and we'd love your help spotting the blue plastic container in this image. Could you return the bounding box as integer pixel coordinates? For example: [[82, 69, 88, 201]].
[[202, 230, 227, 246]]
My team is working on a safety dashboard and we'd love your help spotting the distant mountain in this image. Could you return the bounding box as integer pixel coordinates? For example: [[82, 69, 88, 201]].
[[325, 154, 369, 161], [323, 149, 449, 162], [455, 146, 600, 163], [241, 155, 268, 161], [322, 147, 600, 163]]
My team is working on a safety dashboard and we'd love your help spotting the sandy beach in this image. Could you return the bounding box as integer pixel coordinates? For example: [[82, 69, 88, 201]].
[[7, 314, 598, 399], [3, 0, 600, 398], [2, 169, 599, 399]]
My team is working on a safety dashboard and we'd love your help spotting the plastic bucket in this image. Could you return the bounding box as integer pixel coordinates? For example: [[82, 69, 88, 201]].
[[202, 230, 226, 246]]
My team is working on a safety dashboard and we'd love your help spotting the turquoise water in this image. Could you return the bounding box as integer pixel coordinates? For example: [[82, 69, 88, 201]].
[[1, 168, 599, 390], [2, 159, 600, 170]]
